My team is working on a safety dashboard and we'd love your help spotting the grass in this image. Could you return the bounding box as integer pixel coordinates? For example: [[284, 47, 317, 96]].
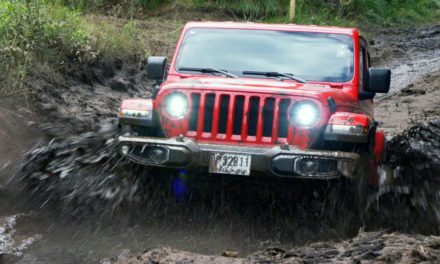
[[2, 0, 440, 96], [0, 0, 88, 95], [81, 16, 149, 60], [291, 0, 440, 27], [0, 0, 151, 96], [198, 0, 440, 27], [53, 0, 440, 27]]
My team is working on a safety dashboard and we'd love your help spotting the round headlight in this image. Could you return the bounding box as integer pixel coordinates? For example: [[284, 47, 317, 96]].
[[164, 92, 189, 119], [289, 101, 320, 127]]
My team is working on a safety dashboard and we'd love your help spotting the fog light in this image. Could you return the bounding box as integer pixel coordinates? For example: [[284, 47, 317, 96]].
[[149, 147, 168, 163], [121, 145, 130, 155], [296, 158, 319, 176]]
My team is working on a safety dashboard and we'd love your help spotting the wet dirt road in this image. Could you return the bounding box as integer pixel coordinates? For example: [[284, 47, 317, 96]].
[[1, 24, 440, 263]]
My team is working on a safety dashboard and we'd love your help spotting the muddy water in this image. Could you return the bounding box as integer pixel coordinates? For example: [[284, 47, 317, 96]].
[[370, 24, 440, 95], [14, 120, 361, 262], [11, 118, 440, 263]]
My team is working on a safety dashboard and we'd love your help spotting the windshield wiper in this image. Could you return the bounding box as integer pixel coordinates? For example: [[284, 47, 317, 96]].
[[179, 67, 238, 78], [242, 71, 307, 83]]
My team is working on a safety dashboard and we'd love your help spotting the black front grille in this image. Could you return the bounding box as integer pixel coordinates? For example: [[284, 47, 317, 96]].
[[203, 94, 215, 132], [233, 96, 244, 135], [218, 95, 230, 134], [248, 97, 260, 136], [189, 94, 200, 131], [278, 99, 291, 138], [263, 98, 275, 137]]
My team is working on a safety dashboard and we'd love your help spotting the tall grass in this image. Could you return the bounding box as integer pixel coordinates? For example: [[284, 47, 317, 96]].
[[193, 0, 440, 26], [0, 0, 90, 95], [208, 0, 289, 21], [53, 0, 171, 17], [49, 0, 440, 26], [0, 0, 149, 96]]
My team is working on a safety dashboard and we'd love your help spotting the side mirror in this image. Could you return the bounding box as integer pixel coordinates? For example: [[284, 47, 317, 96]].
[[365, 68, 391, 93], [147, 56, 167, 84]]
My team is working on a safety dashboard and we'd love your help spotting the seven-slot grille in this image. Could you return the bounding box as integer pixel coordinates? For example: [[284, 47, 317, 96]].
[[187, 93, 293, 143]]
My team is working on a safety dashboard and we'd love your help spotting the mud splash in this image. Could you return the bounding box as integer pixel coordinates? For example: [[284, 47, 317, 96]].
[[366, 119, 440, 233], [17, 119, 365, 262], [0, 214, 41, 263], [14, 118, 440, 262], [19, 119, 159, 216]]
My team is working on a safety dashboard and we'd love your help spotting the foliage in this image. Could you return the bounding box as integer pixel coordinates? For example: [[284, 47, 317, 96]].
[[0, 0, 91, 95], [212, 0, 289, 20], [53, 0, 171, 17], [81, 15, 148, 60], [0, 0, 148, 95], [293, 0, 440, 26], [190, 0, 440, 26]]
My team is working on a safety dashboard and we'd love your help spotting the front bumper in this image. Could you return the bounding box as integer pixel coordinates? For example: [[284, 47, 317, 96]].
[[118, 136, 360, 179]]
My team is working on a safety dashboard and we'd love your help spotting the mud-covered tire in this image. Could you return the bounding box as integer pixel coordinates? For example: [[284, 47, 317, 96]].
[[340, 145, 373, 222]]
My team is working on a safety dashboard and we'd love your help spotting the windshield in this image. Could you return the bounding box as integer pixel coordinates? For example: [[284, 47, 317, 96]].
[[175, 28, 354, 83]]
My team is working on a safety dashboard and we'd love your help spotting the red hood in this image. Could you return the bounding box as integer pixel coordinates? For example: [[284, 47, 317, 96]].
[[161, 77, 358, 108]]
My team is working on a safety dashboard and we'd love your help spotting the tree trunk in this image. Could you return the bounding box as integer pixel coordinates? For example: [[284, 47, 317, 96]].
[[289, 0, 296, 22]]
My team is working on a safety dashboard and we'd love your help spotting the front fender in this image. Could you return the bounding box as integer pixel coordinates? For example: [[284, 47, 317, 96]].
[[324, 112, 374, 143], [119, 98, 155, 127]]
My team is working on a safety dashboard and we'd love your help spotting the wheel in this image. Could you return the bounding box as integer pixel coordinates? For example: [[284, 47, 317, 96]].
[[351, 149, 372, 218], [346, 132, 376, 220]]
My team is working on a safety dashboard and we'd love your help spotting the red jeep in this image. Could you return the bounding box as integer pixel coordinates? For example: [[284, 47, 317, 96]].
[[118, 22, 390, 206]]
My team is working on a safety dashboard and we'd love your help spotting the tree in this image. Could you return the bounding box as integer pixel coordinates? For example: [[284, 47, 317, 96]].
[[289, 0, 295, 22]]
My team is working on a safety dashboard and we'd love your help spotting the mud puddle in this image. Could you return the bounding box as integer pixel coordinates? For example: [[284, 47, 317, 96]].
[[4, 118, 437, 263], [12, 120, 361, 262], [370, 24, 440, 95]]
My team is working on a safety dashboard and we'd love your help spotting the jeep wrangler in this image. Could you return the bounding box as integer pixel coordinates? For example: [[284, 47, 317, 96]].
[[117, 22, 390, 206]]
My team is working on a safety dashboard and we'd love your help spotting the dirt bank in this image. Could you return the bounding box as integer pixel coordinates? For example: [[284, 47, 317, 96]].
[[369, 24, 440, 135], [375, 70, 440, 135]]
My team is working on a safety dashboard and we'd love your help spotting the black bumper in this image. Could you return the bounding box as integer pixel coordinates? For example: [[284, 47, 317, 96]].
[[118, 136, 360, 179]]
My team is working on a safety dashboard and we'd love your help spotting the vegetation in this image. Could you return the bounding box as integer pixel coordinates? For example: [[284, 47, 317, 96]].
[[55, 0, 440, 26], [293, 0, 440, 26], [0, 0, 148, 95], [196, 0, 440, 26], [1, 0, 439, 96], [0, 0, 87, 95]]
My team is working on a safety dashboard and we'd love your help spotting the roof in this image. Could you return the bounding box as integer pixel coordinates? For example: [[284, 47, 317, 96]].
[[184, 21, 358, 36]]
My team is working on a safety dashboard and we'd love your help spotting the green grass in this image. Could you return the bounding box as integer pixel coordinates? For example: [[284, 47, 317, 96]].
[[292, 0, 440, 27], [200, 0, 440, 27], [2, 0, 440, 96], [0, 0, 89, 95], [0, 0, 149, 96]]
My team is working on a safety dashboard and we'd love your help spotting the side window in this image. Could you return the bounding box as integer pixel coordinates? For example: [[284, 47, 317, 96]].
[[359, 47, 366, 91]]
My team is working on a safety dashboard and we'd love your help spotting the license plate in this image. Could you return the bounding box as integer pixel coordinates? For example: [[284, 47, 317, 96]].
[[209, 152, 252, 176]]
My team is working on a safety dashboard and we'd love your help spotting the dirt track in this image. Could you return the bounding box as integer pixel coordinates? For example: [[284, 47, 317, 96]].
[[108, 232, 440, 263], [1, 21, 440, 263]]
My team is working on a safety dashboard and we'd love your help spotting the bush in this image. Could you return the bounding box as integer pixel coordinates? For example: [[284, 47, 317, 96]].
[[0, 0, 148, 96], [0, 0, 91, 95], [194, 0, 440, 26], [293, 0, 440, 26], [81, 15, 148, 60]]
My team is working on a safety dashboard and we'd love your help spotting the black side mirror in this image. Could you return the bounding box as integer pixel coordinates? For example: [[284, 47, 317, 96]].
[[365, 68, 391, 93], [147, 56, 167, 84]]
